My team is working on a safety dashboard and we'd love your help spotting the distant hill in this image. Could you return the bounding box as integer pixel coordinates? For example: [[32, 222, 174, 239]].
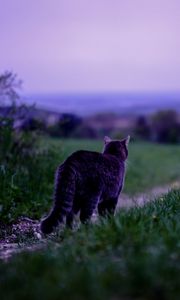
[[24, 92, 180, 116]]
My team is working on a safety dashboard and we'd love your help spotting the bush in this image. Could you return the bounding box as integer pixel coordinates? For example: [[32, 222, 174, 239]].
[[134, 115, 151, 140], [47, 113, 82, 138], [59, 113, 82, 137], [0, 142, 58, 223], [151, 110, 180, 144], [133, 110, 180, 144], [73, 124, 98, 139], [0, 71, 36, 162], [0, 71, 59, 223]]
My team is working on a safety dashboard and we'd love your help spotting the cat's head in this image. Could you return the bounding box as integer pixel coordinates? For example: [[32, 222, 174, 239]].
[[103, 136, 130, 160]]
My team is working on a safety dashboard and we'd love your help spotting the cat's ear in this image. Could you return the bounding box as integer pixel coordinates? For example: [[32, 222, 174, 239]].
[[104, 136, 111, 144], [124, 135, 130, 147]]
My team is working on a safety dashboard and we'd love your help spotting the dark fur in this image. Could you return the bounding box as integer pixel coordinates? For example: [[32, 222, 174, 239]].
[[40, 136, 129, 234]]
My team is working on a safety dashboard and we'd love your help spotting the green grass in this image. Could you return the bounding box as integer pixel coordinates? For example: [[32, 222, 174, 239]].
[[1, 138, 180, 224], [1, 138, 180, 299], [125, 141, 180, 194], [0, 189, 180, 300]]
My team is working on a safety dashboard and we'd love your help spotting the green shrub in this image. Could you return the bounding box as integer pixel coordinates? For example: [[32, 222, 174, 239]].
[[0, 71, 61, 223]]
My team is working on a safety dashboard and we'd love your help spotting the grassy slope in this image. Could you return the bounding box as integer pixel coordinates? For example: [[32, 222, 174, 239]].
[[1, 139, 180, 299], [0, 189, 180, 300]]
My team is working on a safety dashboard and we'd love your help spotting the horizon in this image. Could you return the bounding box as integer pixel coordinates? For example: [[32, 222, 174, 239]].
[[21, 91, 180, 116], [24, 90, 180, 96]]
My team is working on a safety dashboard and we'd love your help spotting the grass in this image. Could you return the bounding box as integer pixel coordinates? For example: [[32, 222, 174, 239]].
[[125, 141, 180, 194], [0, 137, 180, 299], [1, 137, 180, 223], [0, 189, 180, 300]]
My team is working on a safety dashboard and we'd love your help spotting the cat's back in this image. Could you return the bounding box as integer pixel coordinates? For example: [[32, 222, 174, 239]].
[[64, 149, 122, 174], [66, 150, 103, 167]]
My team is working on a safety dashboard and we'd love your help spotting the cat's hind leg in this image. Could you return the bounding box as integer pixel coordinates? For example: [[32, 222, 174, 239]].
[[66, 197, 81, 228], [80, 196, 99, 224], [40, 210, 64, 234], [98, 197, 118, 218], [66, 211, 74, 228]]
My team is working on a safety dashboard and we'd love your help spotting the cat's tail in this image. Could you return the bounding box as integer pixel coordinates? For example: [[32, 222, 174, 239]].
[[40, 163, 76, 234]]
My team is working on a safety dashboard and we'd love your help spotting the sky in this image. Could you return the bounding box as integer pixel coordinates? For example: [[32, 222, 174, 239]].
[[0, 0, 180, 93]]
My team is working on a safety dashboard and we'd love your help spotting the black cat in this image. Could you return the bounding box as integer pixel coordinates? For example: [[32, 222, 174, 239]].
[[40, 136, 130, 234]]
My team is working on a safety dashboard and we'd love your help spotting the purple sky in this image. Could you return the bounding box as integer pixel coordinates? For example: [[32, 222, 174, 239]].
[[0, 0, 180, 93]]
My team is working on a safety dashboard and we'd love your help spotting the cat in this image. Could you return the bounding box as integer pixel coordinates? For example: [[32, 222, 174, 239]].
[[40, 135, 130, 234]]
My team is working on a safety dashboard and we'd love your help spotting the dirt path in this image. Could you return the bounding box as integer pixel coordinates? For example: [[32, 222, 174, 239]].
[[1, 181, 180, 261], [118, 180, 180, 208]]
